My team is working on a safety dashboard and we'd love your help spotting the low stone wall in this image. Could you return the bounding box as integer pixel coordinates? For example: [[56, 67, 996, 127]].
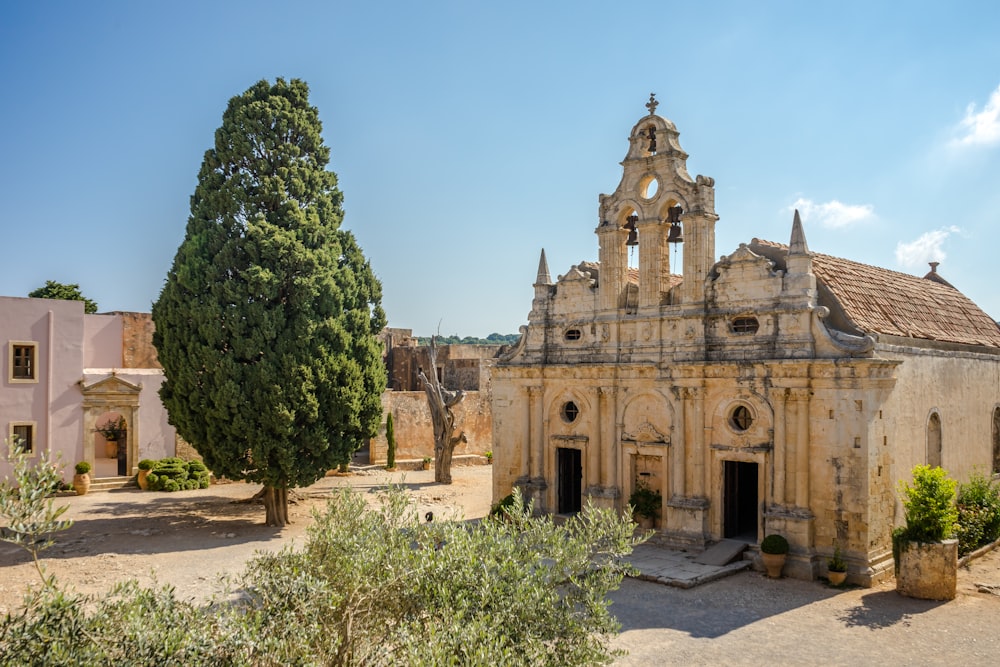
[[368, 390, 493, 464]]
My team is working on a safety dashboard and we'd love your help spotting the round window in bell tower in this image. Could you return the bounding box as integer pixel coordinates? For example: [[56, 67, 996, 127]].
[[562, 401, 580, 423], [640, 175, 659, 200]]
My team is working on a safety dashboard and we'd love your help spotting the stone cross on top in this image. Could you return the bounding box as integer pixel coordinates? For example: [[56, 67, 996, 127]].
[[645, 92, 658, 116]]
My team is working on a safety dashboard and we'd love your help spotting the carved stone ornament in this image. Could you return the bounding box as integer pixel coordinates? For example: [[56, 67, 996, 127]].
[[622, 420, 669, 444]]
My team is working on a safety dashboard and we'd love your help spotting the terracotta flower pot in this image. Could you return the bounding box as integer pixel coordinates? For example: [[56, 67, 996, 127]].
[[761, 552, 786, 578], [828, 570, 847, 586], [137, 469, 150, 490], [105, 440, 119, 458], [74, 473, 91, 496]]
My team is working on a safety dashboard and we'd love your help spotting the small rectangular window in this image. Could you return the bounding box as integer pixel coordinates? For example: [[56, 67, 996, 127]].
[[11, 423, 35, 454], [731, 317, 759, 334], [9, 342, 38, 382]]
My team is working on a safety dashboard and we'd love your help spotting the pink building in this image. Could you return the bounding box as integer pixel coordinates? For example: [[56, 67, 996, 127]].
[[1, 296, 176, 482]]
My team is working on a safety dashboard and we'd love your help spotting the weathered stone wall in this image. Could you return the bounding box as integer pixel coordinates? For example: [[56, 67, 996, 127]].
[[369, 389, 493, 463], [119, 312, 161, 369]]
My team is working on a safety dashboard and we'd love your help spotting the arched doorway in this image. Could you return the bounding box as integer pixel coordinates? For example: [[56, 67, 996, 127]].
[[80, 375, 141, 478], [93, 411, 129, 477]]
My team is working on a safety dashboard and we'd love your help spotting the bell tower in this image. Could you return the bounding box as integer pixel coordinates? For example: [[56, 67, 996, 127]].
[[596, 94, 718, 311]]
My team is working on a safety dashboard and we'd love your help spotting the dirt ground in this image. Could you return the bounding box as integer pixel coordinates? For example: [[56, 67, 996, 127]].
[[0, 466, 494, 613], [2, 465, 1000, 665]]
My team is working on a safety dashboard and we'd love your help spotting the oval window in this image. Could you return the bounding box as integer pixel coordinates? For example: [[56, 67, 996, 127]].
[[730, 405, 753, 432], [565, 328, 582, 341], [563, 401, 580, 423]]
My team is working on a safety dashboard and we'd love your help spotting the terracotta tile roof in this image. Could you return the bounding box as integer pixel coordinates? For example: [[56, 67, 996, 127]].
[[751, 239, 1000, 348]]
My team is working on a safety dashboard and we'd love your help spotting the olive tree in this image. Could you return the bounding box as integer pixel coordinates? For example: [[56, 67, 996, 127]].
[[152, 78, 386, 526]]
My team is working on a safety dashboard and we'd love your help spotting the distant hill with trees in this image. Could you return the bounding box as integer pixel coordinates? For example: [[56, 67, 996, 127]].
[[415, 333, 520, 346]]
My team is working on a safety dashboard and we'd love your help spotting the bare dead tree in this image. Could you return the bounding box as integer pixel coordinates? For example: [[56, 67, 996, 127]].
[[417, 336, 467, 484]]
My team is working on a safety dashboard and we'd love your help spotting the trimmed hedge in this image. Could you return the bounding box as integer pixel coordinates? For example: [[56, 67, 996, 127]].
[[145, 458, 211, 492]]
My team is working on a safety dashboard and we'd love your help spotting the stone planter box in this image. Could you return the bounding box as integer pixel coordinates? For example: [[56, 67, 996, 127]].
[[896, 538, 957, 601]]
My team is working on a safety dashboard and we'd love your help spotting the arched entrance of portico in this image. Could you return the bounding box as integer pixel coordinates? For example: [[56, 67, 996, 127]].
[[79, 375, 141, 478]]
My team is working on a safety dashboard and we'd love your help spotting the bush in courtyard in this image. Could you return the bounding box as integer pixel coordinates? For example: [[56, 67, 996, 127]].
[[897, 465, 958, 543], [955, 470, 1000, 556], [1, 487, 644, 665], [145, 458, 210, 492]]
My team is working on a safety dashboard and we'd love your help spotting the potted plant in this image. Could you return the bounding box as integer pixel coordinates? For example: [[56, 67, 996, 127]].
[[894, 465, 959, 600], [73, 461, 92, 496], [422, 456, 432, 470], [629, 479, 662, 529], [827, 545, 848, 585], [95, 416, 126, 458], [137, 459, 156, 490], [760, 534, 789, 578]]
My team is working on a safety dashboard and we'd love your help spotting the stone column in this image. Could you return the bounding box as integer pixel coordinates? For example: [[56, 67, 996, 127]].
[[772, 388, 788, 506], [637, 218, 666, 310], [519, 385, 531, 481], [587, 387, 602, 489], [599, 386, 617, 491], [596, 224, 628, 312], [529, 386, 544, 481], [691, 387, 706, 497], [791, 389, 811, 508], [672, 388, 687, 498]]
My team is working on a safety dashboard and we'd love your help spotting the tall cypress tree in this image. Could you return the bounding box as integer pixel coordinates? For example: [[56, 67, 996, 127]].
[[152, 79, 386, 526]]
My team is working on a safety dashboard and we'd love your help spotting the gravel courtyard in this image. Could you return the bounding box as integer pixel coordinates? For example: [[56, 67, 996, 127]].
[[2, 465, 998, 665]]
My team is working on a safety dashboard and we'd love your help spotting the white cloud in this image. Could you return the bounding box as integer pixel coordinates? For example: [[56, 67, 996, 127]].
[[953, 84, 1000, 147], [788, 198, 876, 229], [894, 226, 962, 268]]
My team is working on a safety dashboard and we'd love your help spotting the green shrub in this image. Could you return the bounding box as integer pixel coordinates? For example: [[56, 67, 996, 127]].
[[897, 465, 958, 543], [144, 458, 210, 492], [955, 470, 1000, 556], [628, 480, 662, 520], [137, 459, 156, 471], [74, 461, 91, 475], [760, 534, 789, 554], [0, 486, 645, 666]]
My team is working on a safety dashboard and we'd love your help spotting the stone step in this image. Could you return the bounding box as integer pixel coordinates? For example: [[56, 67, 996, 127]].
[[694, 539, 749, 566], [88, 476, 137, 492]]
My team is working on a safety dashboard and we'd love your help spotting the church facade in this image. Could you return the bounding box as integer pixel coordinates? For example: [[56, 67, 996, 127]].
[[491, 97, 1000, 585]]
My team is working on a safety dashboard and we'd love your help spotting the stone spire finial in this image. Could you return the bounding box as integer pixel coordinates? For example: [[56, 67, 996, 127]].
[[645, 92, 658, 116], [789, 209, 810, 255], [928, 261, 939, 273], [535, 248, 551, 285]]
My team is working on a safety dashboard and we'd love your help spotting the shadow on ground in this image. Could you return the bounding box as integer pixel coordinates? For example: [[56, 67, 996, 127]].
[[0, 489, 286, 566]]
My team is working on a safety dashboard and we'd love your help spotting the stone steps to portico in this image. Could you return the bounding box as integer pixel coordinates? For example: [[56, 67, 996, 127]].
[[88, 476, 138, 492]]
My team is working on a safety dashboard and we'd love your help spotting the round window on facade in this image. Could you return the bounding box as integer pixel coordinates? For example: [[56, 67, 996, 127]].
[[564, 328, 582, 341], [730, 405, 753, 432], [562, 401, 580, 423]]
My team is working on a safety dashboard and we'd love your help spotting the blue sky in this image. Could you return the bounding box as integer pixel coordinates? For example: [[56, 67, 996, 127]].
[[2, 2, 999, 337]]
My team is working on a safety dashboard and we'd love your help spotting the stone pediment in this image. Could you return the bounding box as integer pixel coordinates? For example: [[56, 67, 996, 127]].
[[558, 264, 596, 285], [80, 374, 141, 396], [621, 420, 670, 445]]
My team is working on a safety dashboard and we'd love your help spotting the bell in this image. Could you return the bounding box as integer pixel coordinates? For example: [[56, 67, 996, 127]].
[[667, 221, 683, 244], [624, 214, 639, 246], [667, 205, 683, 224], [646, 127, 657, 154]]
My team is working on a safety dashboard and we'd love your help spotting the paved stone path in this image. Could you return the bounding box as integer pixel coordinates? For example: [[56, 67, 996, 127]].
[[626, 542, 751, 588]]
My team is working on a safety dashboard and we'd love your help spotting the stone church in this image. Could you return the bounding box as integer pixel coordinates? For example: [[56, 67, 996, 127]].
[[491, 96, 1000, 585]]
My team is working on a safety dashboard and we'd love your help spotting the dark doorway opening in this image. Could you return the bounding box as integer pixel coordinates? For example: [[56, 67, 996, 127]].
[[557, 447, 582, 514], [723, 461, 758, 541]]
